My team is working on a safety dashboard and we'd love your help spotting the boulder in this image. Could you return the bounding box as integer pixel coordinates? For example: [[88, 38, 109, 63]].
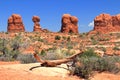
[[60, 14, 78, 33], [7, 14, 25, 32]]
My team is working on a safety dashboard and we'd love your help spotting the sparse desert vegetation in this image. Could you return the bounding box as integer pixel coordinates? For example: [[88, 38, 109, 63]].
[[0, 32, 120, 79]]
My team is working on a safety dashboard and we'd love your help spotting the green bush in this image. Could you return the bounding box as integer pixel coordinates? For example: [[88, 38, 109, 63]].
[[62, 36, 66, 40], [0, 49, 21, 61], [37, 37, 44, 42], [55, 35, 61, 40], [79, 48, 99, 58], [40, 50, 46, 57], [67, 36, 71, 41], [72, 49, 120, 79], [113, 46, 120, 50], [0, 39, 9, 55], [90, 36, 98, 45]]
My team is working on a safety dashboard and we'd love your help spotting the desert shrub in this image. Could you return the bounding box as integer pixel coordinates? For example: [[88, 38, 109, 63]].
[[113, 46, 120, 50], [17, 54, 36, 64], [0, 38, 22, 61], [11, 35, 22, 51], [94, 57, 120, 73], [43, 48, 64, 60], [62, 36, 66, 40], [67, 42, 73, 49], [90, 36, 98, 45], [79, 33, 88, 39], [101, 47, 106, 52], [37, 37, 44, 42], [98, 38, 110, 41], [72, 49, 120, 79], [0, 39, 12, 61], [73, 57, 95, 79], [90, 36, 94, 40], [0, 49, 21, 61], [79, 48, 99, 58], [116, 33, 120, 38], [0, 55, 13, 61], [40, 50, 46, 57], [29, 36, 33, 39], [47, 47, 57, 51], [91, 39, 98, 45], [41, 48, 72, 60], [67, 36, 71, 41], [41, 51, 59, 60], [0, 39, 9, 55], [55, 35, 61, 40], [10, 50, 21, 59], [11, 41, 20, 51]]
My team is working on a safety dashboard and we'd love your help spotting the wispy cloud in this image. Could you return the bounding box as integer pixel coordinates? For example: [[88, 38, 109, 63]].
[[88, 21, 94, 27]]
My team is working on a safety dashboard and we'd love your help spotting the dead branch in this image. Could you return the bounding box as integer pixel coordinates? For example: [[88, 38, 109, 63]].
[[33, 51, 83, 67]]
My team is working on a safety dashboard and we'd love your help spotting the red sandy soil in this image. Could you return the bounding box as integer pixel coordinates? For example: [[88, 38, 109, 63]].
[[91, 72, 120, 80], [0, 61, 80, 80], [0, 61, 120, 80], [0, 61, 20, 65], [0, 68, 79, 80]]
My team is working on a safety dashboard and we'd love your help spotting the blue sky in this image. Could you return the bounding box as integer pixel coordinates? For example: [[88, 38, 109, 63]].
[[0, 0, 120, 33]]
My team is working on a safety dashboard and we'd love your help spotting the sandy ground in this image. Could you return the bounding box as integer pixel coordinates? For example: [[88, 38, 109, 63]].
[[0, 62, 120, 80], [0, 62, 80, 80], [91, 72, 120, 80]]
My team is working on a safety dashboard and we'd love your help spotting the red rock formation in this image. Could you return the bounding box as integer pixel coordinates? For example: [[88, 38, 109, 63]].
[[7, 14, 25, 32], [32, 16, 42, 32], [90, 13, 120, 34], [60, 14, 78, 33]]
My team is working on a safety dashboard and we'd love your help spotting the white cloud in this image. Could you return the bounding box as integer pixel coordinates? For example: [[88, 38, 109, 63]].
[[88, 21, 94, 27]]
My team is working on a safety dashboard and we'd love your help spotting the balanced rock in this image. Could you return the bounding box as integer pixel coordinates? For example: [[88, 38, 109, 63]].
[[7, 14, 25, 32], [90, 13, 120, 33], [60, 14, 78, 33], [32, 16, 42, 32]]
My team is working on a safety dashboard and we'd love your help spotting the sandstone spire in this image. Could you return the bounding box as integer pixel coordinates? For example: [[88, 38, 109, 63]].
[[7, 14, 25, 32]]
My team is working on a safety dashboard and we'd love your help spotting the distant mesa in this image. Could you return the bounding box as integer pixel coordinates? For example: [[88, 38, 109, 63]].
[[60, 14, 79, 33], [32, 16, 42, 32], [90, 13, 120, 34], [7, 14, 25, 32]]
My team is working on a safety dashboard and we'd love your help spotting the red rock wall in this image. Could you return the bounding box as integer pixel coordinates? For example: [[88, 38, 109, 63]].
[[60, 14, 79, 33], [91, 13, 120, 33], [7, 14, 25, 32]]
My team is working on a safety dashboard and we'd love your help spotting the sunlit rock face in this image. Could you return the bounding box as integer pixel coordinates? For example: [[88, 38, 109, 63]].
[[32, 16, 42, 32], [7, 14, 25, 32], [60, 14, 79, 33], [90, 13, 120, 34]]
